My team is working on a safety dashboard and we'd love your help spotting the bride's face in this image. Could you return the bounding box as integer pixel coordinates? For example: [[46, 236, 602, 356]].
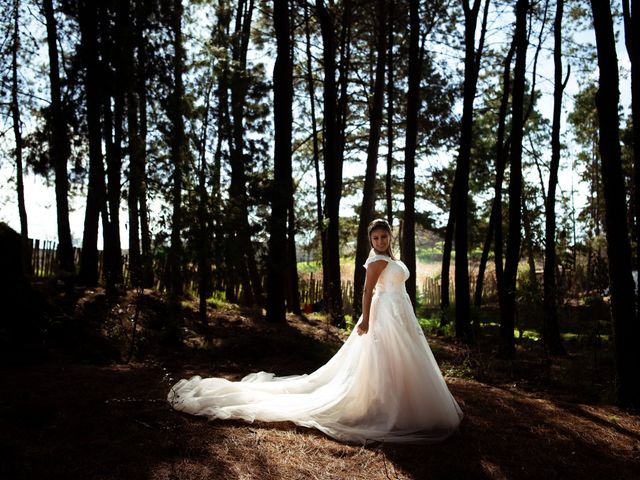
[[370, 228, 391, 254]]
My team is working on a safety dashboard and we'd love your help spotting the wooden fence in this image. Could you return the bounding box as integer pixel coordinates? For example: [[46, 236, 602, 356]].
[[27, 239, 499, 308]]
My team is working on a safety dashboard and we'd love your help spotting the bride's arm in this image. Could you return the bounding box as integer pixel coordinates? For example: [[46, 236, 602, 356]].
[[357, 260, 387, 336]]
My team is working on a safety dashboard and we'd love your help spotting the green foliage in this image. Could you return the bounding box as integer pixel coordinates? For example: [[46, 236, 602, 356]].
[[297, 260, 323, 274], [417, 314, 455, 337]]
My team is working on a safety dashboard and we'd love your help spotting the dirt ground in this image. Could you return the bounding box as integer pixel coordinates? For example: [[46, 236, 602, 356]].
[[1, 288, 639, 480]]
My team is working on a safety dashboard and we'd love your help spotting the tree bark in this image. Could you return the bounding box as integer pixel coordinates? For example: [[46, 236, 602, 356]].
[[543, 0, 567, 356], [622, 0, 640, 320], [451, 0, 489, 342], [135, 0, 152, 288], [266, 0, 293, 323], [385, 0, 394, 224], [100, 1, 124, 289], [440, 195, 455, 311], [316, 0, 344, 326], [353, 0, 387, 319], [401, 0, 420, 309], [286, 191, 301, 314], [228, 0, 262, 306], [79, 0, 106, 287], [44, 0, 74, 274], [120, 0, 143, 288], [197, 80, 214, 324], [591, 0, 640, 408], [11, 0, 29, 272], [212, 1, 231, 295], [167, 0, 186, 299], [490, 36, 516, 307], [303, 0, 327, 299], [500, 0, 529, 359]]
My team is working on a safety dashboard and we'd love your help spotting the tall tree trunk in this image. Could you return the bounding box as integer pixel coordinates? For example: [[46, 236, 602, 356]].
[[622, 1, 640, 316], [286, 193, 301, 314], [167, 0, 186, 299], [500, 0, 529, 358], [215, 4, 239, 302], [316, 0, 344, 326], [44, 0, 74, 274], [385, 0, 394, 225], [591, 0, 640, 408], [452, 0, 489, 342], [353, 0, 387, 319], [100, 2, 124, 288], [402, 0, 420, 309], [474, 197, 497, 307], [440, 197, 455, 311], [286, 13, 301, 316], [11, 0, 29, 271], [521, 197, 538, 290], [228, 0, 261, 306], [136, 0, 152, 288], [79, 0, 106, 287], [197, 80, 214, 324], [211, 1, 231, 295], [122, 0, 143, 287], [266, 0, 293, 323], [303, 0, 326, 297], [490, 37, 516, 307], [543, 0, 567, 356]]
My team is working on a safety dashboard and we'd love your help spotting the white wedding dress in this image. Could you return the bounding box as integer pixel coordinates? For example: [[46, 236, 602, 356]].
[[168, 255, 463, 444]]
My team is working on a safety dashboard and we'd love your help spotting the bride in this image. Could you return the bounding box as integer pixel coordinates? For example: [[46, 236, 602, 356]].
[[168, 218, 463, 444]]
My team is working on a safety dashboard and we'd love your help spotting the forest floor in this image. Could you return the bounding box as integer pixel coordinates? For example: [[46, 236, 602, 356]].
[[1, 284, 639, 480]]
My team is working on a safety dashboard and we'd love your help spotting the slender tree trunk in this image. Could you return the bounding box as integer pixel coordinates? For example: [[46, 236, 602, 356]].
[[521, 197, 538, 290], [167, 0, 186, 299], [286, 195, 301, 314], [286, 16, 301, 315], [452, 0, 489, 342], [79, 0, 106, 287], [475, 35, 516, 309], [492, 37, 515, 308], [197, 80, 214, 324], [622, 1, 640, 314], [440, 198, 455, 311], [500, 0, 529, 358], [303, 0, 326, 299], [385, 0, 394, 224], [100, 3, 124, 288], [543, 0, 567, 356], [474, 202, 496, 307], [228, 0, 261, 306], [402, 0, 420, 309], [11, 0, 29, 271], [353, 0, 387, 319], [211, 1, 231, 294], [44, 0, 74, 274], [266, 0, 293, 323], [591, 0, 640, 408], [217, 10, 241, 303], [121, 0, 143, 288], [317, 0, 344, 326], [136, 0, 152, 287]]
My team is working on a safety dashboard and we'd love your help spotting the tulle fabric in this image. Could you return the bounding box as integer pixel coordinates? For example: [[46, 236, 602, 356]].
[[168, 254, 463, 444]]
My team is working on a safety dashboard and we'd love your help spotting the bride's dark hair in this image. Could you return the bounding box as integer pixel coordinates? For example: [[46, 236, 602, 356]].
[[367, 218, 395, 259]]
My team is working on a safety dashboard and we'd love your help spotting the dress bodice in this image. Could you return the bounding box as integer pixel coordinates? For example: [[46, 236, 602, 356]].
[[364, 255, 410, 294]]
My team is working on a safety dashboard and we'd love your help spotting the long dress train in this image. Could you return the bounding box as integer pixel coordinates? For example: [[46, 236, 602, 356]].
[[167, 254, 463, 444]]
